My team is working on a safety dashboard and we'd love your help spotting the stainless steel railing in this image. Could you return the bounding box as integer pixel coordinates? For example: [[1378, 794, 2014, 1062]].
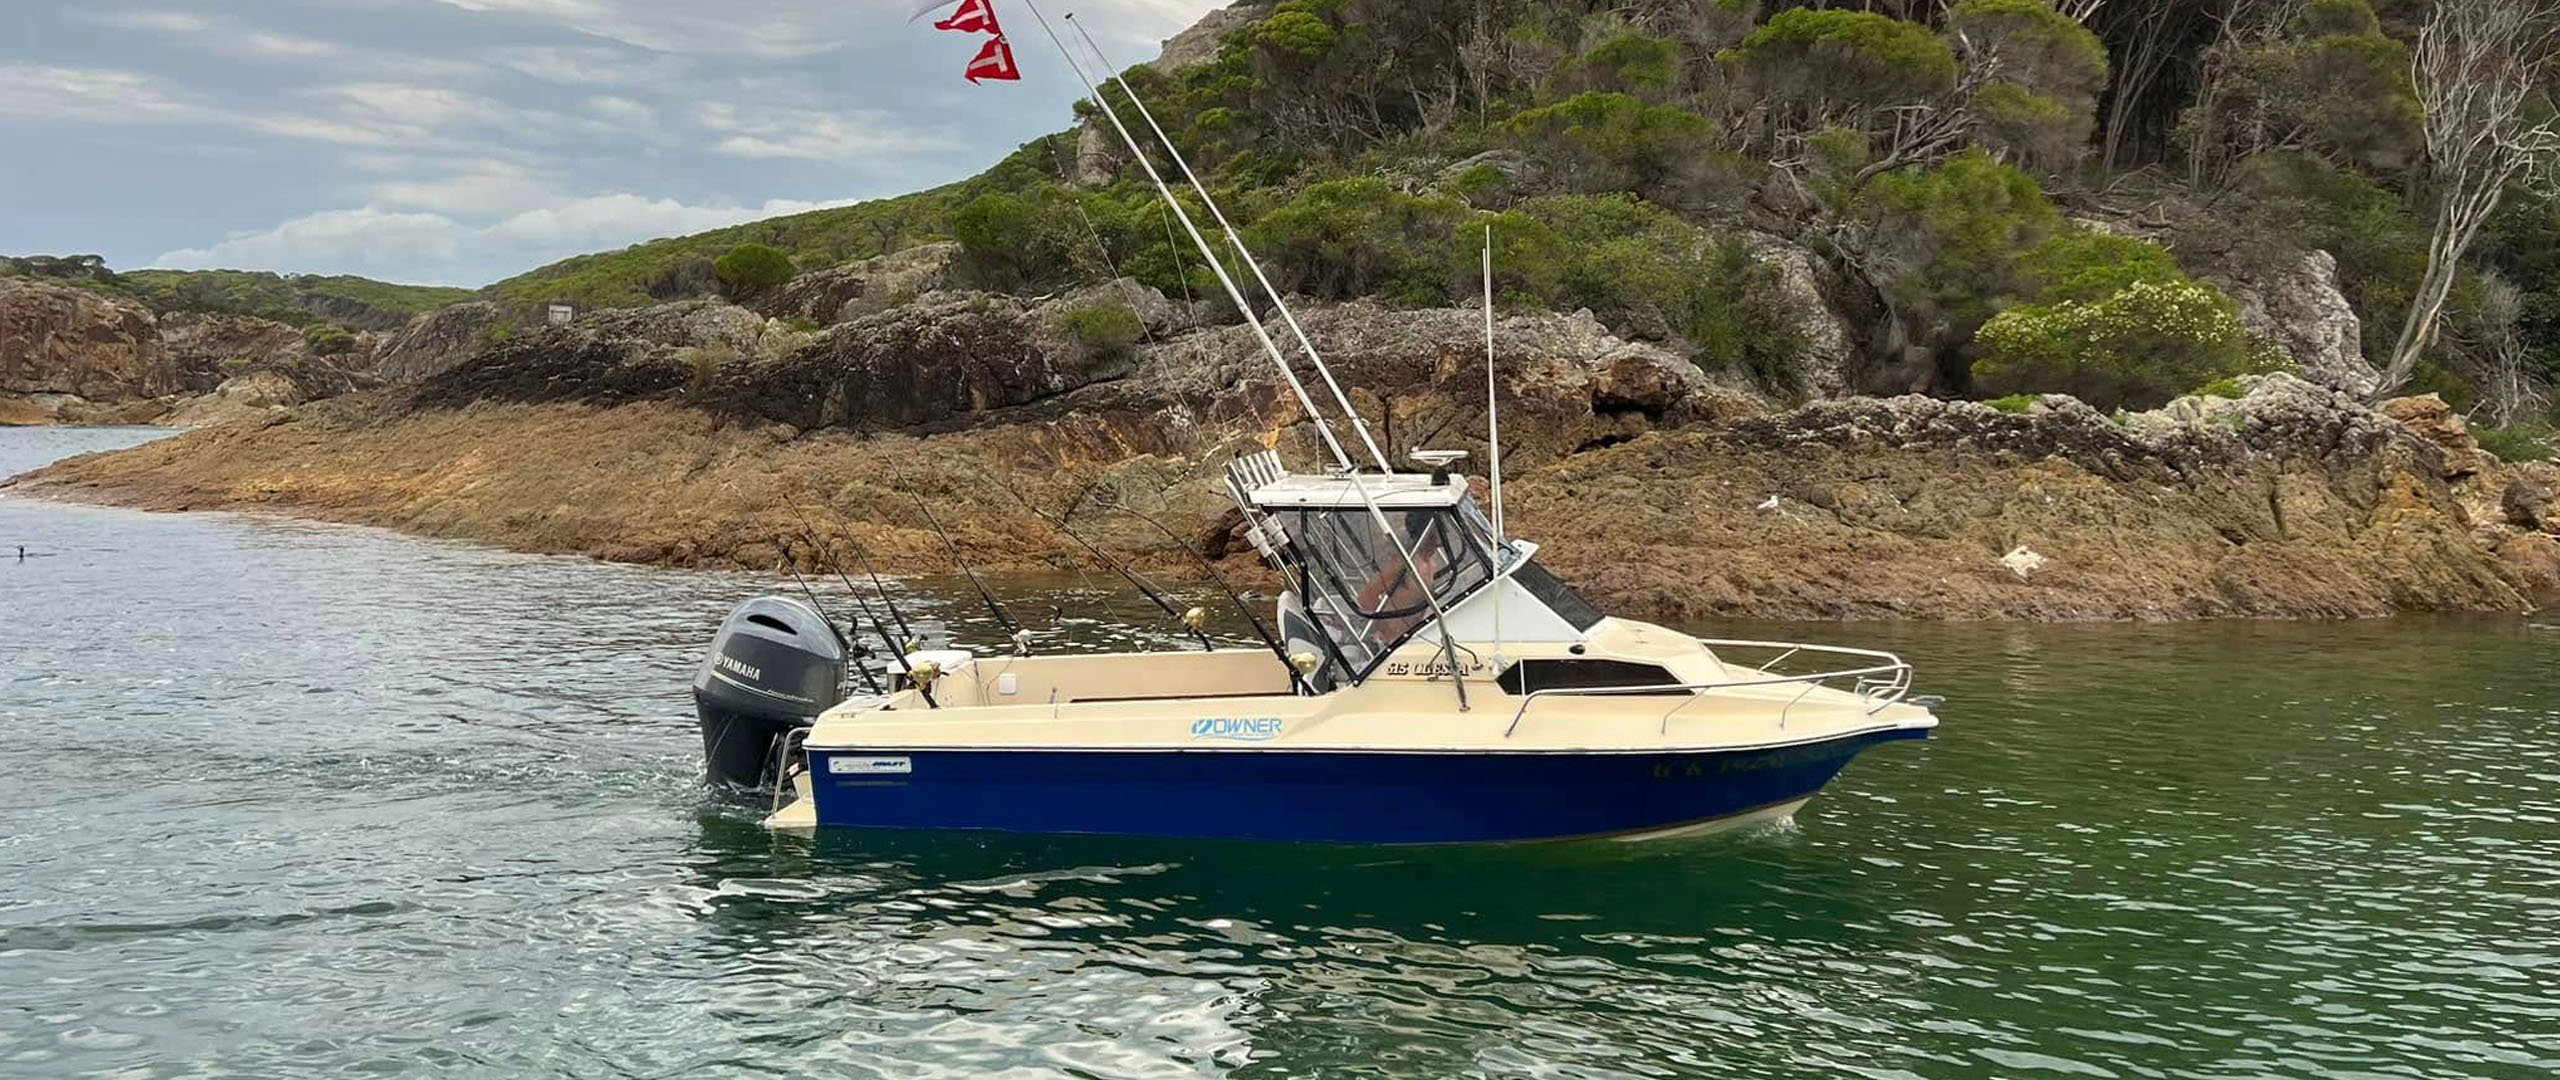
[[1502, 639, 1914, 737]]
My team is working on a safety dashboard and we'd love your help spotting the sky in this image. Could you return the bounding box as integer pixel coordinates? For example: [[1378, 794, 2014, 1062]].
[[0, 0, 1220, 287]]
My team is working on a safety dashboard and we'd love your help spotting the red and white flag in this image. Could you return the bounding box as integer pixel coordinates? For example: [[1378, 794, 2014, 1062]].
[[930, 0, 1000, 34], [964, 35, 1022, 83]]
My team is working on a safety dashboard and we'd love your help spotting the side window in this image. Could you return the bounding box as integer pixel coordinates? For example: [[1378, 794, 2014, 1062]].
[[1496, 659, 1685, 696], [1511, 562, 1604, 630]]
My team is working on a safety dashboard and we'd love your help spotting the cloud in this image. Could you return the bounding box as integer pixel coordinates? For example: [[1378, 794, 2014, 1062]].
[[151, 192, 859, 286], [367, 159, 561, 215], [82, 10, 216, 33], [0, 65, 196, 123], [431, 0, 854, 59], [489, 45, 690, 87], [694, 101, 950, 162]]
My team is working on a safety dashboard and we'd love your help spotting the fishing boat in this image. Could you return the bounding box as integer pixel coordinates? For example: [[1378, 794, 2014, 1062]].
[[683, 1, 1939, 843]]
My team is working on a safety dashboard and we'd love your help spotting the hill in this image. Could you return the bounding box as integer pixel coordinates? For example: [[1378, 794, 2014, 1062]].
[[478, 0, 2557, 445], [0, 255, 472, 332], [481, 141, 1068, 310]]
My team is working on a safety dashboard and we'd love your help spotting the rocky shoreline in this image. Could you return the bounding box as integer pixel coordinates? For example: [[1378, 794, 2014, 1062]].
[[9, 285, 2554, 620]]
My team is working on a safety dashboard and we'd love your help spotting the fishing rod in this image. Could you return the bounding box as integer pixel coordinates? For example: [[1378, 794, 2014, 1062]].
[[806, 501, 937, 708], [1029, 2, 1472, 710], [908, 491, 1031, 656], [779, 510, 887, 696], [773, 542, 877, 696], [1006, 483, 1213, 652], [1109, 492, 1310, 692]]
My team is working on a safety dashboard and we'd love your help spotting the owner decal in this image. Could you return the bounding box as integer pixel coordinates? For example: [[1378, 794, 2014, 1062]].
[[1190, 716, 1284, 741]]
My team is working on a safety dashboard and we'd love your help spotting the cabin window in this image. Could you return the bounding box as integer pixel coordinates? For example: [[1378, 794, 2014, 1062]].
[[1496, 659, 1685, 696], [1281, 506, 1497, 673], [1509, 561, 1604, 631]]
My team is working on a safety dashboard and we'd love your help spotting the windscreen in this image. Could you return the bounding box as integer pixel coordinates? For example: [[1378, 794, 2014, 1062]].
[[1281, 505, 1496, 676]]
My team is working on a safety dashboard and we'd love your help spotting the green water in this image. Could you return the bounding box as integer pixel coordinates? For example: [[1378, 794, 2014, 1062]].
[[4, 427, 2558, 1077]]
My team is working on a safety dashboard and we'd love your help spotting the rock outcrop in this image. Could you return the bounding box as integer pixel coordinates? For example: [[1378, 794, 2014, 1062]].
[[157, 371, 305, 428], [0, 277, 174, 423], [764, 243, 961, 327], [413, 301, 774, 410], [1152, 1, 1270, 71], [1742, 234, 1854, 399], [2225, 250, 2379, 397], [712, 291, 1094, 430], [377, 301, 506, 383], [159, 313, 308, 393], [2375, 393, 2560, 597]]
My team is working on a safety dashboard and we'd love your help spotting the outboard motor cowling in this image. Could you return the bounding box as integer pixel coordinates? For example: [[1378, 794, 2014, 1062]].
[[693, 596, 846, 789]]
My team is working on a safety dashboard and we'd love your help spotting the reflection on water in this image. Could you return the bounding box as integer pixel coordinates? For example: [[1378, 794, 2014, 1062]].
[[4, 427, 2557, 1078]]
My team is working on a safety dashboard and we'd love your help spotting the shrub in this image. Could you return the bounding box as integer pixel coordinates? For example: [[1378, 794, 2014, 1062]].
[[2475, 424, 2557, 463], [1495, 92, 1720, 202], [1056, 300, 1144, 355], [1245, 177, 1467, 305], [950, 190, 1088, 292], [303, 324, 357, 356], [1507, 195, 1802, 388], [1974, 279, 2287, 410], [1948, 0, 2108, 101], [1562, 31, 1682, 98], [1983, 393, 2039, 413], [1721, 9, 1958, 122], [2179, 0, 2419, 176], [1858, 149, 2062, 335], [2019, 230, 2184, 303], [1970, 80, 2091, 178], [712, 243, 794, 299], [2193, 376, 2248, 399]]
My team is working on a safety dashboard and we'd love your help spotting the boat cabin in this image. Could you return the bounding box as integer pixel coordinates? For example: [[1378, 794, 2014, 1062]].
[[1223, 449, 1605, 695]]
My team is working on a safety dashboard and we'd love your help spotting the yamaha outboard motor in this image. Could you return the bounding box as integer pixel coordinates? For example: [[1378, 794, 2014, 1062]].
[[693, 596, 846, 789]]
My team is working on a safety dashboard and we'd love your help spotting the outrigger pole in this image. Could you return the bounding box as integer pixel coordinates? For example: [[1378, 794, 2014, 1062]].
[[1064, 16, 1390, 474], [1019, 0, 1472, 708], [1483, 227, 1506, 666]]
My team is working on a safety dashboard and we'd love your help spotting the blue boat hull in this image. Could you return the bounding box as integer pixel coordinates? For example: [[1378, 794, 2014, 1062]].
[[803, 729, 1926, 843]]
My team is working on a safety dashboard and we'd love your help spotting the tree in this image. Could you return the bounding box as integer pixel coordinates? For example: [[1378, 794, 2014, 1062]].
[[713, 243, 794, 300], [2375, 0, 2560, 397], [1950, 0, 2109, 176], [1722, 9, 1961, 130]]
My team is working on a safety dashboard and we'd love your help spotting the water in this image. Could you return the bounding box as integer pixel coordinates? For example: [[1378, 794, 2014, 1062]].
[[5, 426, 2557, 1079]]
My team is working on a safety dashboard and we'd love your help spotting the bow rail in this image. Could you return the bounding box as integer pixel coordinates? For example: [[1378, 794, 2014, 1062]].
[[1502, 639, 1914, 737]]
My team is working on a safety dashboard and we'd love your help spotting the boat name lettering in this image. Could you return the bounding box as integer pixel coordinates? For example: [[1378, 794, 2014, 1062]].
[[716, 654, 762, 681], [829, 756, 912, 775], [1383, 660, 1487, 677], [1191, 716, 1284, 741]]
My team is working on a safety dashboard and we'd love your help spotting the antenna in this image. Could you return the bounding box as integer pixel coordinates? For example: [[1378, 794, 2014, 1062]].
[[1020, 1, 1470, 709], [1483, 226, 1505, 665], [1065, 16, 1390, 474]]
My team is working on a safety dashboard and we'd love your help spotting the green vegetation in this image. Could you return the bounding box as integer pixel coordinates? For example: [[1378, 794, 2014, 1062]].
[[1976, 279, 2286, 410], [413, 0, 2558, 424], [2, 257, 469, 331], [303, 324, 358, 356], [1721, 9, 1960, 121], [1055, 300, 1146, 361], [2193, 376, 2248, 399], [712, 244, 795, 300], [1983, 393, 2040, 414], [2475, 422, 2556, 463]]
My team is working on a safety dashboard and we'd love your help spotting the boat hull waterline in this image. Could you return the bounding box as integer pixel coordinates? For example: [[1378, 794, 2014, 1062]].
[[803, 725, 1929, 844]]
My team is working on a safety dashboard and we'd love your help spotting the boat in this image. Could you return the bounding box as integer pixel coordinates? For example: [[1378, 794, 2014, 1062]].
[[681, 3, 1939, 843]]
